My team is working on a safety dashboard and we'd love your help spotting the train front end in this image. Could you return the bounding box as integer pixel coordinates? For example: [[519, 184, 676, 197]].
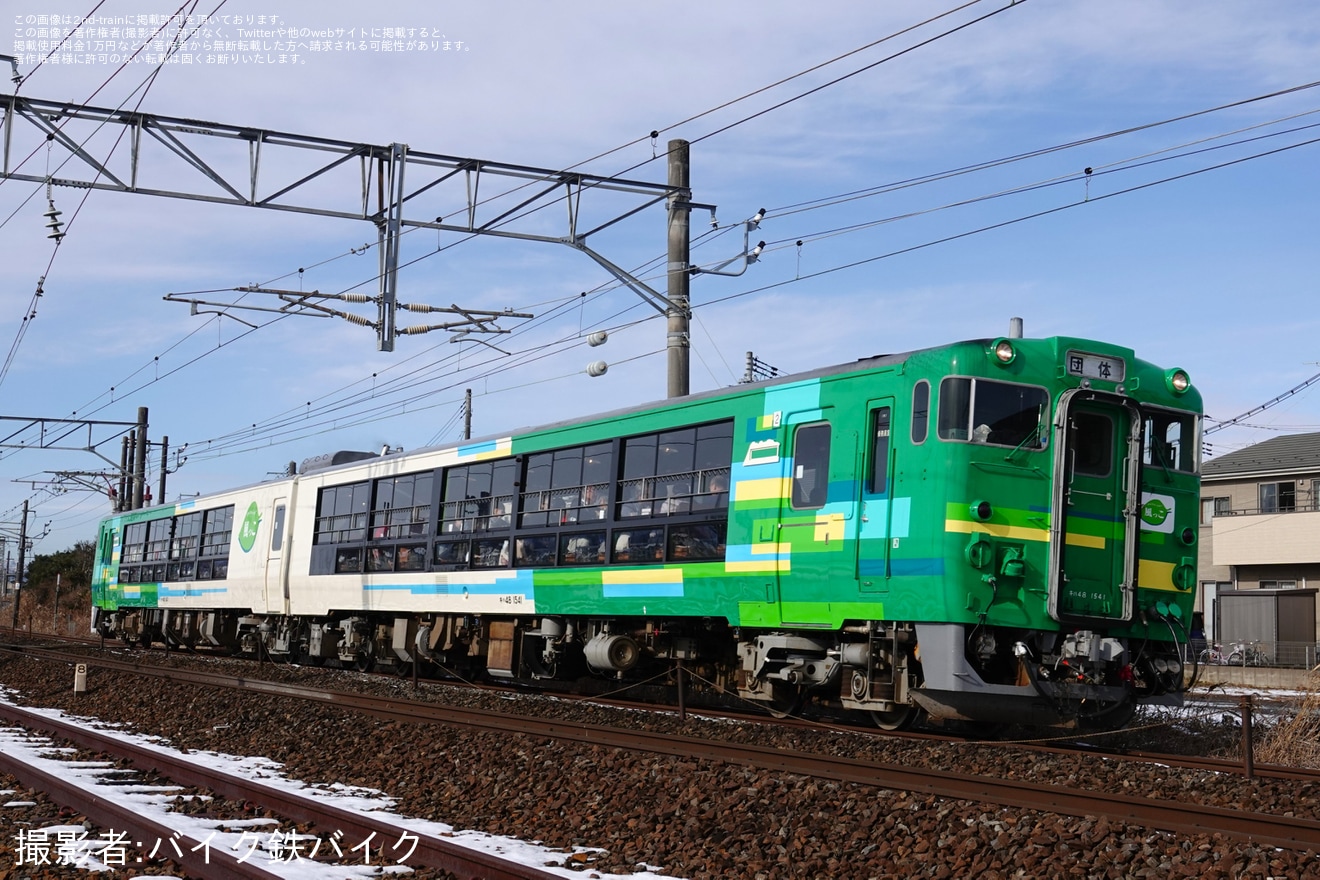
[[912, 335, 1202, 727]]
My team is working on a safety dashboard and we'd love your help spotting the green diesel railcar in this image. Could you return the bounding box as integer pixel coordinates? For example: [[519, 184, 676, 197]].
[[93, 331, 1201, 728]]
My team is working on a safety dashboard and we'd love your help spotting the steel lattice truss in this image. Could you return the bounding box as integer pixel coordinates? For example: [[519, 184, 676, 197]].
[[1, 93, 689, 349]]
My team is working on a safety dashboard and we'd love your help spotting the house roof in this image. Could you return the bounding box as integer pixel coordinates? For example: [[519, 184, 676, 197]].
[[1203, 431, 1320, 479]]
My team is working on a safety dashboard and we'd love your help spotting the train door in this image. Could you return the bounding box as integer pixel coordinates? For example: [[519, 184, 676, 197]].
[[264, 498, 288, 613], [1048, 390, 1140, 623], [776, 411, 856, 626], [858, 398, 896, 593]]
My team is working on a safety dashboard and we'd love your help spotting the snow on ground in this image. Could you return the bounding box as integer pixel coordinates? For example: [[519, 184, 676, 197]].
[[0, 694, 679, 878]]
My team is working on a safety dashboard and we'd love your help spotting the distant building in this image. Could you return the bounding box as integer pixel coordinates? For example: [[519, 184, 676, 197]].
[[1198, 431, 1320, 649]]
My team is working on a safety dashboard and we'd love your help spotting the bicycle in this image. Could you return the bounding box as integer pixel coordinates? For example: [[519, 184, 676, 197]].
[[1198, 643, 1226, 665], [1226, 641, 1271, 666]]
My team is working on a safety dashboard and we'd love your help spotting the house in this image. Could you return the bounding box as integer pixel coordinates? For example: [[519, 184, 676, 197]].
[[1197, 431, 1320, 657]]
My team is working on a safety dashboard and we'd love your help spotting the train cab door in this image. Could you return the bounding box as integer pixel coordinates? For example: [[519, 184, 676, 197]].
[[858, 398, 896, 594], [264, 498, 289, 614], [1048, 390, 1141, 624]]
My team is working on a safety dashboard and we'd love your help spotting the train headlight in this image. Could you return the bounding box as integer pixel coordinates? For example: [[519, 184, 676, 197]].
[[1165, 368, 1191, 395], [989, 338, 1016, 365]]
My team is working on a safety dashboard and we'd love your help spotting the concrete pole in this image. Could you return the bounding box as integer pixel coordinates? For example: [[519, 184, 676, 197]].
[[464, 388, 472, 440], [132, 407, 148, 509], [117, 436, 130, 512], [158, 435, 169, 506], [11, 500, 27, 630], [666, 139, 691, 399]]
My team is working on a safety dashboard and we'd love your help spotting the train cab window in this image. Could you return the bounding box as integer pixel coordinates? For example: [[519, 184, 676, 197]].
[[1071, 412, 1114, 477], [911, 381, 929, 444], [1142, 409, 1198, 474], [870, 408, 892, 495], [937, 377, 1048, 449], [791, 423, 831, 510]]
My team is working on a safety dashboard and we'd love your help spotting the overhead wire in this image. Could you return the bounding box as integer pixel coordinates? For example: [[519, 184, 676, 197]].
[[0, 0, 226, 393], [12, 0, 1320, 496], [175, 104, 1320, 461], [5, 0, 1017, 455]]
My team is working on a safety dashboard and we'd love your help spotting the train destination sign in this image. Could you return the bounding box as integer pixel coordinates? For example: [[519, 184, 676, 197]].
[[1065, 350, 1126, 383]]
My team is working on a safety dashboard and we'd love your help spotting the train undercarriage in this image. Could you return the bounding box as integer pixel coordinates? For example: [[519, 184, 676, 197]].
[[95, 608, 1189, 730]]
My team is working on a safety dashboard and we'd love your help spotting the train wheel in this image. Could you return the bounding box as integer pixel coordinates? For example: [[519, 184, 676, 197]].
[[767, 683, 806, 719], [870, 705, 919, 731]]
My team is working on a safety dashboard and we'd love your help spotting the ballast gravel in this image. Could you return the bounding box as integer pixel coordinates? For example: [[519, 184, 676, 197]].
[[0, 649, 1316, 880]]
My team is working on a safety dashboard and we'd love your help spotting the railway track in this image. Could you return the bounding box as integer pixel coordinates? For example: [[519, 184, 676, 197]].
[[4, 642, 1319, 854], [0, 700, 566, 879]]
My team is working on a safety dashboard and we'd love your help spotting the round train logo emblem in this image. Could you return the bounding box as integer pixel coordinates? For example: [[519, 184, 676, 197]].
[[1140, 498, 1170, 527], [238, 502, 261, 552]]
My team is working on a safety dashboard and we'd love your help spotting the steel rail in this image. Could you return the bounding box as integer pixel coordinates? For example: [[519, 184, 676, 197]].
[[0, 741, 279, 879], [0, 699, 563, 880], [10, 645, 1320, 853]]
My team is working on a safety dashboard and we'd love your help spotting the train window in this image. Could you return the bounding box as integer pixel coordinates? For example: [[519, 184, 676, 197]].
[[619, 421, 734, 520], [471, 538, 510, 568], [515, 534, 558, 567], [270, 505, 286, 553], [559, 530, 607, 565], [1071, 412, 1113, 477], [367, 546, 395, 572], [316, 482, 369, 544], [335, 547, 363, 574], [791, 423, 831, 510], [433, 540, 469, 570], [870, 408, 892, 495], [396, 544, 426, 571], [613, 528, 665, 563], [1142, 409, 1198, 474], [172, 512, 202, 560], [371, 472, 433, 540], [146, 518, 172, 562], [937, 377, 1048, 449], [911, 381, 930, 444], [440, 459, 516, 534], [201, 506, 234, 553], [668, 523, 727, 561], [122, 522, 147, 565]]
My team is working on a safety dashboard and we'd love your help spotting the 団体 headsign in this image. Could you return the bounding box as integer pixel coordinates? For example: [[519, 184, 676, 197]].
[[1066, 350, 1126, 383]]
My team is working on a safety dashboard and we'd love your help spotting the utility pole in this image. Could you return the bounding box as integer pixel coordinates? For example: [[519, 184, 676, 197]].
[[11, 500, 27, 630], [132, 407, 148, 510], [666, 139, 691, 399], [158, 435, 169, 506], [118, 436, 130, 512], [463, 389, 473, 440]]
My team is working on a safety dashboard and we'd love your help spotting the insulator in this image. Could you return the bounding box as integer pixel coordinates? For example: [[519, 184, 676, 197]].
[[398, 325, 433, 335], [586, 360, 608, 377], [586, 331, 608, 347], [339, 293, 372, 303], [401, 302, 435, 312], [340, 312, 375, 327]]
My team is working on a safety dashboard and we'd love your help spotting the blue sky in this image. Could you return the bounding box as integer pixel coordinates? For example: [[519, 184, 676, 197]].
[[2, 0, 1318, 555]]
